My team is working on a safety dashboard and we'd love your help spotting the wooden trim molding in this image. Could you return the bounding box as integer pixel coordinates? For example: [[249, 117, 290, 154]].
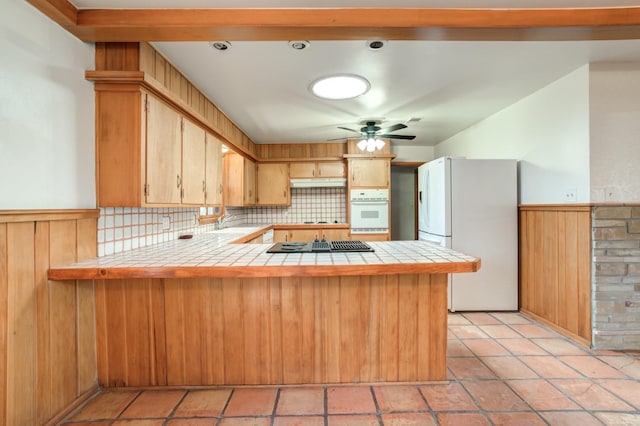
[[519, 204, 592, 212], [26, 2, 640, 42], [0, 209, 100, 224], [392, 161, 424, 167]]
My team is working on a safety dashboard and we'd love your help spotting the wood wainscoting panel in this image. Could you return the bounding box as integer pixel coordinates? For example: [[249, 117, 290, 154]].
[[519, 205, 591, 344], [0, 211, 98, 425], [94, 273, 448, 387]]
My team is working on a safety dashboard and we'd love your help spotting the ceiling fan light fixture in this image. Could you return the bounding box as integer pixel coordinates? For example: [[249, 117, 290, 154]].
[[357, 137, 385, 152], [310, 74, 370, 100]]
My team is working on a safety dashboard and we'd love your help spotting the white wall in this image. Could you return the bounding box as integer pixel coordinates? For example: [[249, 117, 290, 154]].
[[589, 62, 640, 203], [435, 66, 591, 204], [0, 0, 95, 209]]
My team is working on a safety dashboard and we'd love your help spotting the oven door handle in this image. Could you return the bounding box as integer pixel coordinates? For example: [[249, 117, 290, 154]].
[[351, 200, 388, 204]]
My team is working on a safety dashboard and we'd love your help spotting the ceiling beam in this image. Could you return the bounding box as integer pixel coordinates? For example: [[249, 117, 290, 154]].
[[26, 2, 640, 42]]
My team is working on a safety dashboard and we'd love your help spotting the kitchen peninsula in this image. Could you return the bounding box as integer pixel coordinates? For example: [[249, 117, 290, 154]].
[[49, 228, 480, 387]]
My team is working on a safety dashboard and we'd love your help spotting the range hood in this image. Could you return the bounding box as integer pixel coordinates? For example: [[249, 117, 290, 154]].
[[290, 178, 347, 188]]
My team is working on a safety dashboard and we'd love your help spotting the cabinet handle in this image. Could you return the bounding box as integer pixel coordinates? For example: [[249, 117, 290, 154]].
[[177, 174, 181, 189], [312, 169, 315, 177], [202, 180, 206, 193]]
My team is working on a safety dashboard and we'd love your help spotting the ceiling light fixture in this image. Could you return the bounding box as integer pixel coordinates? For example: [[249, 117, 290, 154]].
[[367, 40, 386, 50], [289, 40, 310, 50], [210, 41, 231, 51], [310, 74, 370, 100], [357, 138, 385, 152]]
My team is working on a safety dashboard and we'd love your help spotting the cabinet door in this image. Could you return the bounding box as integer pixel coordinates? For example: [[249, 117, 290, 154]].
[[273, 230, 289, 242], [145, 94, 182, 204], [257, 163, 290, 205], [288, 229, 321, 242], [205, 133, 223, 206], [181, 117, 206, 205], [322, 229, 349, 241], [224, 152, 244, 207], [317, 161, 345, 178], [350, 158, 390, 187], [289, 162, 317, 178], [244, 158, 256, 205]]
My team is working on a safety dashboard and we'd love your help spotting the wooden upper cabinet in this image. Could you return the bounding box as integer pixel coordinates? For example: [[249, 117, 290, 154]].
[[205, 133, 223, 206], [244, 157, 256, 205], [257, 163, 290, 206], [289, 161, 345, 178], [317, 161, 345, 178], [144, 94, 182, 204], [95, 83, 228, 207], [349, 158, 390, 187], [289, 162, 316, 178], [224, 152, 256, 207], [180, 117, 206, 205]]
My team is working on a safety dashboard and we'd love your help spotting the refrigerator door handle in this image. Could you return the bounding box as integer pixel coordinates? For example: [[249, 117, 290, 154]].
[[425, 169, 430, 229]]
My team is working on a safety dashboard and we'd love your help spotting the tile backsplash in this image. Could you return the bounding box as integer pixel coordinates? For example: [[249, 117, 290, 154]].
[[246, 188, 346, 224], [97, 188, 347, 256]]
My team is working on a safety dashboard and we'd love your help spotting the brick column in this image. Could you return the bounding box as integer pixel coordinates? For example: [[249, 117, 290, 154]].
[[592, 206, 640, 349]]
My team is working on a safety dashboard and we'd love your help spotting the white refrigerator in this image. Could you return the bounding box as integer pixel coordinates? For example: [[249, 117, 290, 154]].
[[418, 157, 518, 311]]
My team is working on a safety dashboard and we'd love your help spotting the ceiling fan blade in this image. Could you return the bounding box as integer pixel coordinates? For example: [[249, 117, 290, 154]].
[[380, 134, 416, 140], [337, 126, 362, 134], [327, 137, 348, 141], [380, 123, 407, 133]]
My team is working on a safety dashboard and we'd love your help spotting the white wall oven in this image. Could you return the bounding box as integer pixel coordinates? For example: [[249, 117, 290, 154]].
[[350, 189, 389, 234]]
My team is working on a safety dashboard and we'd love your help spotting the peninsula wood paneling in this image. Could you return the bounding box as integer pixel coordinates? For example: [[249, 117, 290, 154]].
[[519, 205, 591, 344], [94, 273, 448, 387], [0, 211, 98, 425]]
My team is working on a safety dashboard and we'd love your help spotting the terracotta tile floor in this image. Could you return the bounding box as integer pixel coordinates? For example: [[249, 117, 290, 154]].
[[59, 313, 640, 426]]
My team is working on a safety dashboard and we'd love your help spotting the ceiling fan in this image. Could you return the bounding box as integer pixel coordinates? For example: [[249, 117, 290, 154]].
[[337, 120, 416, 141]]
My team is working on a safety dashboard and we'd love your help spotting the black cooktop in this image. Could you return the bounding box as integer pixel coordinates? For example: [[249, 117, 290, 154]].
[[267, 240, 374, 253]]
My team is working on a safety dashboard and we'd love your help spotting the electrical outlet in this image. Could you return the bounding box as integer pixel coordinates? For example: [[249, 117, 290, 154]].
[[162, 215, 171, 230], [563, 188, 577, 202]]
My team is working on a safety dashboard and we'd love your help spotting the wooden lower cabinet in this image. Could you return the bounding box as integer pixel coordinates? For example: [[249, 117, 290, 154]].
[[94, 273, 448, 386], [274, 228, 349, 242]]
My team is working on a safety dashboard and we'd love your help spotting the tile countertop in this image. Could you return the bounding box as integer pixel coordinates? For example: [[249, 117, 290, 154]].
[[48, 225, 480, 280]]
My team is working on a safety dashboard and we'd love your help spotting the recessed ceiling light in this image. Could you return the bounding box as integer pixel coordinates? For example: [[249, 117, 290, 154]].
[[367, 40, 386, 50], [210, 41, 231, 51], [289, 40, 310, 50], [310, 74, 370, 100]]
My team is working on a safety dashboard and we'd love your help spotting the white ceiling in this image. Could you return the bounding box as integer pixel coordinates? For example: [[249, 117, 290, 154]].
[[69, 1, 640, 147]]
